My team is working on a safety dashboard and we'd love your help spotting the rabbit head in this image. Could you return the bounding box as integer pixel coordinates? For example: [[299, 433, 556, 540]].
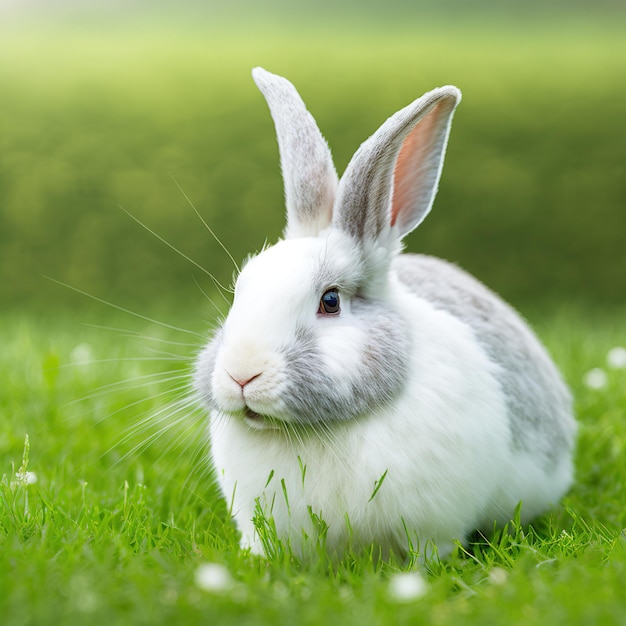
[[194, 68, 461, 430]]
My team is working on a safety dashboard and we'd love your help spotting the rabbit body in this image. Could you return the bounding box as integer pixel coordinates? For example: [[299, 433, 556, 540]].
[[194, 69, 576, 559]]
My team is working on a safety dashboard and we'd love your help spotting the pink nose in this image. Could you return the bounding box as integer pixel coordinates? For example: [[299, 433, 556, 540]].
[[228, 372, 261, 388]]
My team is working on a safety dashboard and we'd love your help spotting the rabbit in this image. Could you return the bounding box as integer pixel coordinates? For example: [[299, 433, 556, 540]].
[[194, 67, 577, 560]]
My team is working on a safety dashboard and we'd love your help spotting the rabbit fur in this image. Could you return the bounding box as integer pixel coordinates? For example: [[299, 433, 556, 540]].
[[194, 67, 577, 560]]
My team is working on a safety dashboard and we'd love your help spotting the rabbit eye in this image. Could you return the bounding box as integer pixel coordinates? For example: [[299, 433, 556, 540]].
[[319, 289, 340, 315]]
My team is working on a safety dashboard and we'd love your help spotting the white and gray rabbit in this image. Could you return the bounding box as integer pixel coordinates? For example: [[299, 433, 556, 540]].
[[194, 67, 576, 559]]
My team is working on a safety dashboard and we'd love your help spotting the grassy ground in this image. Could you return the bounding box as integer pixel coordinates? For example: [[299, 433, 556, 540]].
[[1, 306, 625, 625]]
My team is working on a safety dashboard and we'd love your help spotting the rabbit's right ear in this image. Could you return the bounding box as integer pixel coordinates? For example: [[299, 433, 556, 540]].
[[253, 68, 339, 239], [333, 86, 461, 248]]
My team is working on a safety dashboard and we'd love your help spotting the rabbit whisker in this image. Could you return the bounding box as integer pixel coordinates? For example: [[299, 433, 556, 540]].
[[80, 322, 203, 348], [120, 205, 234, 303], [170, 174, 241, 274], [46, 277, 204, 338], [63, 370, 189, 408]]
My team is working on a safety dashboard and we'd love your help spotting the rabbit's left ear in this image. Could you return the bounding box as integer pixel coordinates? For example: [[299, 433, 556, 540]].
[[333, 86, 461, 245], [253, 68, 339, 239]]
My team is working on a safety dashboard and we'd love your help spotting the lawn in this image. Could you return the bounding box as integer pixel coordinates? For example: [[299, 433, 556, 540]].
[[1, 306, 625, 625]]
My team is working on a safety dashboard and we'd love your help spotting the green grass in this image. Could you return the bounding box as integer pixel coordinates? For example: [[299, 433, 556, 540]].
[[1, 307, 626, 625]]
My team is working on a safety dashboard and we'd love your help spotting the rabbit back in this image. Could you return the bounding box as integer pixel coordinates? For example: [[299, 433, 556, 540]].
[[393, 252, 576, 470]]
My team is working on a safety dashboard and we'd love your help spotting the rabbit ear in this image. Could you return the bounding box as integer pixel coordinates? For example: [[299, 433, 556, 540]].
[[252, 68, 339, 239], [333, 86, 461, 245]]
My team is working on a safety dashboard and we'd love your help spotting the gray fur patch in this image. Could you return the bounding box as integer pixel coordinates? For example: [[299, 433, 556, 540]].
[[334, 137, 400, 242], [281, 299, 410, 424], [393, 254, 576, 466], [194, 331, 222, 409]]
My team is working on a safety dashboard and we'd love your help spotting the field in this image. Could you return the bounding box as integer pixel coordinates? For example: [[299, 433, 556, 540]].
[[1, 10, 626, 626], [0, 18, 625, 309], [1, 307, 626, 625]]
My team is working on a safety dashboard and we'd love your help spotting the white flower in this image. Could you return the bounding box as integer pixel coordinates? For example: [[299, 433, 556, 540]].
[[70, 343, 94, 366], [583, 368, 608, 390], [607, 347, 626, 369], [194, 563, 233, 593], [489, 567, 508, 585], [387, 572, 428, 603], [13, 470, 38, 486]]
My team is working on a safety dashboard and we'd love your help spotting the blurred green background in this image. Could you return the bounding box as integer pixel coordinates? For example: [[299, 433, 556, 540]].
[[0, 0, 624, 314]]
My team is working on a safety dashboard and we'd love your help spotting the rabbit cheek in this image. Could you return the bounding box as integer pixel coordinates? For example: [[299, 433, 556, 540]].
[[280, 305, 410, 424], [193, 333, 222, 410]]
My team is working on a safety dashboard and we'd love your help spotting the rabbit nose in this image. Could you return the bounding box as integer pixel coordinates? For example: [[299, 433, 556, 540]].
[[228, 371, 261, 388]]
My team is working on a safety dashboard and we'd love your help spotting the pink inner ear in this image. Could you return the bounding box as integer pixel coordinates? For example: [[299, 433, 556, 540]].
[[390, 102, 443, 229]]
